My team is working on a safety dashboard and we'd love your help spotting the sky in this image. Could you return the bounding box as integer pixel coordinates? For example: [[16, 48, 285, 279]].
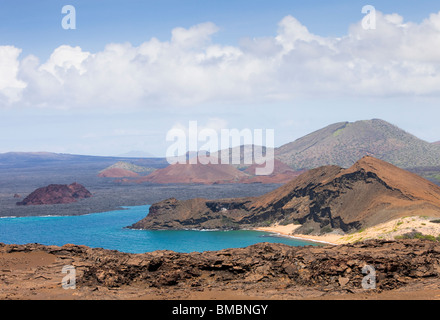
[[1, 0, 440, 157]]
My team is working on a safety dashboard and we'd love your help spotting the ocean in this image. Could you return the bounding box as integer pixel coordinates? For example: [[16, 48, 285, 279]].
[[0, 205, 320, 253]]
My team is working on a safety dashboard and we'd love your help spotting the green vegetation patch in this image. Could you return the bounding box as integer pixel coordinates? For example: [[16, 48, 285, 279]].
[[279, 218, 300, 226], [332, 128, 345, 137], [395, 231, 440, 242], [320, 225, 333, 234], [105, 161, 155, 174]]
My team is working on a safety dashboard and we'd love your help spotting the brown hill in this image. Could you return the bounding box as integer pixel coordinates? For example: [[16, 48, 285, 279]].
[[239, 159, 305, 184], [98, 168, 139, 178], [243, 158, 294, 175], [275, 119, 440, 169], [135, 162, 249, 184], [130, 156, 440, 234], [130, 158, 300, 185], [16, 183, 92, 206]]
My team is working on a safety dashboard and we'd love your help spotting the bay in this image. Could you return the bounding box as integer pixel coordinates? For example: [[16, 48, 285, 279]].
[[0, 205, 320, 253]]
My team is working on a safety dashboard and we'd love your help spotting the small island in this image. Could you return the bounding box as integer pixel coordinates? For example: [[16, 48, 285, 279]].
[[16, 182, 92, 206]]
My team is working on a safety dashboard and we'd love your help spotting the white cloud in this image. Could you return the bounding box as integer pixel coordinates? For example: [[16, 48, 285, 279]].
[[275, 15, 332, 53], [171, 22, 219, 48], [3, 11, 440, 110], [39, 45, 90, 82], [169, 118, 229, 137], [0, 46, 27, 104]]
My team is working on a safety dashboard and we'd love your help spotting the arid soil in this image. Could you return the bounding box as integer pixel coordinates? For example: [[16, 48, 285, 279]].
[[1, 239, 440, 300]]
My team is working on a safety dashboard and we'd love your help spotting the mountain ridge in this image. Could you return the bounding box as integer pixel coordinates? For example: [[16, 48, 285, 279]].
[[129, 156, 440, 234], [275, 119, 440, 170]]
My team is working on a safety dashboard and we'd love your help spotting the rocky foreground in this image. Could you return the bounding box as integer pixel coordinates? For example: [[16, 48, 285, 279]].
[[1, 239, 440, 300]]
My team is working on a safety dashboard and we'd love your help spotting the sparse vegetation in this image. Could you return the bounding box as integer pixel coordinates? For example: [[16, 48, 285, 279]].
[[277, 119, 440, 170], [395, 232, 439, 242], [221, 216, 240, 228], [332, 128, 344, 137], [260, 219, 274, 227], [101, 161, 156, 174], [279, 218, 300, 226], [321, 225, 333, 234]]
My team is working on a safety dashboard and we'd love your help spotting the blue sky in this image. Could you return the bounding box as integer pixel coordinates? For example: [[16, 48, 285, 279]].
[[1, 0, 440, 156], [3, 0, 440, 59]]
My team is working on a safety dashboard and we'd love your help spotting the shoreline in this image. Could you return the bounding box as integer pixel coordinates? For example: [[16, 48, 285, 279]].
[[260, 231, 340, 246], [4, 213, 440, 250], [255, 216, 440, 246], [254, 224, 342, 246]]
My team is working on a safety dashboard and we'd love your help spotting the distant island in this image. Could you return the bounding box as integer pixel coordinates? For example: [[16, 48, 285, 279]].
[[16, 183, 92, 206]]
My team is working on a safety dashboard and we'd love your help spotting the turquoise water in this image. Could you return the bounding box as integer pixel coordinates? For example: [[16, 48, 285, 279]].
[[0, 205, 319, 253]]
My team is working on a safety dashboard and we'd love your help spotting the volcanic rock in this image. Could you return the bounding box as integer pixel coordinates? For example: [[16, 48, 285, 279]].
[[16, 183, 92, 206], [130, 156, 440, 233], [1, 239, 440, 299]]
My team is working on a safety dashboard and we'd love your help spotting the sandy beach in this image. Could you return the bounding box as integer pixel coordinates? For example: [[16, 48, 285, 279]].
[[255, 224, 341, 245], [255, 216, 440, 245]]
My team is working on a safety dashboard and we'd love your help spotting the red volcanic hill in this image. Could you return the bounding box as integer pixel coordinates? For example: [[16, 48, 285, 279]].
[[16, 183, 92, 206], [98, 168, 139, 178], [131, 158, 302, 185], [135, 162, 249, 184], [240, 159, 305, 184]]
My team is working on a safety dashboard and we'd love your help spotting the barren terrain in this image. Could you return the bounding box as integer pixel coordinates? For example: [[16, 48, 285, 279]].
[[1, 240, 440, 300]]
